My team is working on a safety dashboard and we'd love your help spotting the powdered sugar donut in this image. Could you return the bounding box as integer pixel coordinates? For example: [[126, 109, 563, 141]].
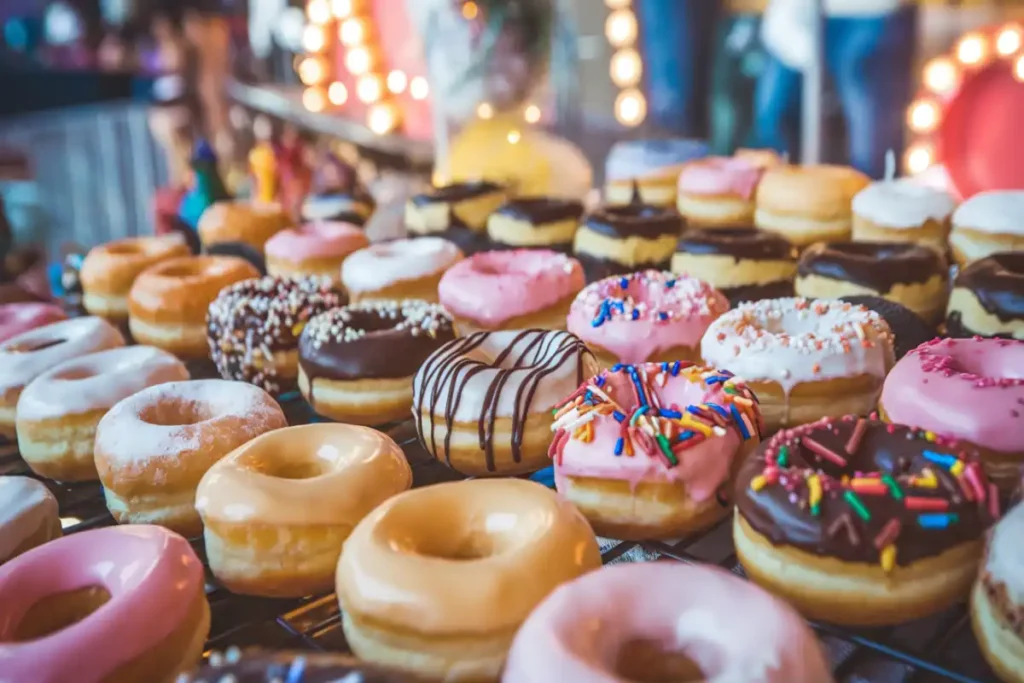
[[341, 237, 463, 303], [0, 476, 60, 565]]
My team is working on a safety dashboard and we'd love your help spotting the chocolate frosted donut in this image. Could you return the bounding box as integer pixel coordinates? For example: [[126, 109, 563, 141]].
[[946, 252, 1024, 339], [487, 196, 583, 252], [405, 181, 507, 255], [182, 650, 425, 682], [573, 203, 682, 282], [302, 189, 376, 226], [672, 227, 797, 304], [839, 295, 936, 360], [796, 241, 948, 324]]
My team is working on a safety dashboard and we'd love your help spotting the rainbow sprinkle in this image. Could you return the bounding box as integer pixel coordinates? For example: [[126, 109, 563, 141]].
[[580, 271, 725, 329]]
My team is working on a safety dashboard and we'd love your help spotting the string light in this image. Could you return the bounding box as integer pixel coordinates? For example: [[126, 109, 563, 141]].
[[476, 102, 494, 119], [307, 0, 331, 25], [356, 74, 384, 103], [387, 70, 408, 94], [410, 76, 429, 100], [996, 25, 1022, 56], [615, 89, 646, 127], [298, 56, 327, 85], [303, 87, 327, 112], [923, 57, 959, 95], [605, 9, 637, 48], [610, 48, 642, 87], [368, 102, 399, 135], [302, 24, 326, 52], [330, 0, 353, 18], [344, 46, 374, 75], [956, 33, 988, 66], [904, 144, 933, 175], [339, 17, 366, 46], [907, 100, 940, 134], [524, 104, 541, 124], [507, 129, 522, 144], [328, 82, 348, 105], [462, 1, 479, 20]]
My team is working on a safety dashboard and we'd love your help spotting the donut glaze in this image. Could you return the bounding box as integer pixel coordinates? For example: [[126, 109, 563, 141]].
[[503, 563, 833, 683], [341, 237, 463, 298], [797, 241, 945, 296], [0, 303, 66, 343], [946, 252, 1024, 339], [573, 204, 682, 281], [264, 221, 368, 267], [0, 476, 60, 565], [852, 179, 956, 229], [676, 156, 765, 199], [672, 227, 797, 304]]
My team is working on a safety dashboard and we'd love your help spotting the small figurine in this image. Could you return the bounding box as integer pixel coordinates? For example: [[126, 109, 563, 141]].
[[276, 127, 313, 220], [249, 141, 278, 205], [178, 140, 231, 231]]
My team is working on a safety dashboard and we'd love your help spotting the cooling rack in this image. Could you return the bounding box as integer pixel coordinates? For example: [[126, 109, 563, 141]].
[[0, 395, 1001, 683]]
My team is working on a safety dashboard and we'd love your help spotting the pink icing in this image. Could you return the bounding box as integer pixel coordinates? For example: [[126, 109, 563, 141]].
[[0, 525, 206, 683], [567, 271, 729, 363], [677, 157, 765, 200], [264, 221, 369, 263], [0, 303, 67, 343], [438, 249, 584, 327], [880, 337, 1024, 454], [503, 563, 834, 683]]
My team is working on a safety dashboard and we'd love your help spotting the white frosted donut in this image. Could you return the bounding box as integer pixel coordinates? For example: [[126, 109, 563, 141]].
[[0, 476, 60, 565], [951, 191, 1024, 265], [16, 346, 190, 482], [852, 179, 956, 229], [973, 502, 1024, 683], [341, 237, 463, 303]]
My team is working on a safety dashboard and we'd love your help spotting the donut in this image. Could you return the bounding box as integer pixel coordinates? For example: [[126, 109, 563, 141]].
[[879, 337, 1024, 490], [946, 252, 1024, 339], [341, 237, 464, 304], [93, 379, 287, 536], [735, 415, 998, 626], [128, 255, 259, 359], [754, 165, 870, 246], [197, 199, 292, 252], [838, 295, 936, 360], [79, 236, 191, 322], [950, 190, 1024, 266], [972, 502, 1024, 683], [405, 182, 508, 255], [264, 221, 369, 279], [486, 197, 583, 252], [16, 346, 189, 482], [335, 478, 602, 680], [503, 563, 833, 683], [196, 423, 411, 597], [603, 138, 709, 207], [413, 329, 598, 476], [675, 156, 768, 227], [550, 361, 762, 539], [298, 300, 455, 425], [0, 525, 210, 683], [567, 271, 729, 366], [0, 317, 125, 439], [0, 302, 66, 343], [672, 227, 797, 305], [701, 298, 895, 433], [438, 249, 585, 334], [795, 241, 948, 324], [206, 275, 345, 396], [851, 178, 955, 253], [573, 204, 683, 282], [302, 189, 375, 226], [0, 476, 60, 565], [182, 650, 429, 682]]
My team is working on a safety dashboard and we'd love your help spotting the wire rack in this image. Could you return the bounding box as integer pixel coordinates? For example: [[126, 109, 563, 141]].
[[0, 392, 1001, 683]]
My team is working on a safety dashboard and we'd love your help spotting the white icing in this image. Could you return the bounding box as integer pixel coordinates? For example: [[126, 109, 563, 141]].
[[302, 194, 371, 221], [0, 476, 58, 561], [852, 179, 956, 228], [700, 297, 894, 392], [341, 237, 463, 294], [952, 190, 1024, 235], [605, 139, 709, 182], [985, 502, 1024, 606], [17, 346, 189, 422]]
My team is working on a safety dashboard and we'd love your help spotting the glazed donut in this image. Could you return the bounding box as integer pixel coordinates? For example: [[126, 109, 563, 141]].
[[672, 227, 798, 305], [550, 361, 762, 539], [128, 255, 259, 359], [438, 249, 585, 334], [336, 478, 602, 681], [183, 650, 429, 682], [567, 271, 729, 366], [341, 237, 464, 304], [405, 182, 508, 255], [839, 295, 936, 360], [735, 416, 998, 626], [0, 476, 60, 565], [503, 563, 833, 683], [755, 165, 870, 246], [197, 199, 292, 252], [207, 275, 345, 396], [93, 379, 287, 536], [946, 252, 1024, 339], [486, 197, 583, 252], [298, 300, 455, 425], [303, 189, 375, 225], [264, 221, 369, 279], [0, 302, 66, 343], [573, 204, 683, 282], [675, 156, 767, 227], [604, 139, 709, 207], [196, 423, 411, 597], [701, 298, 895, 433], [879, 337, 1024, 490], [17, 346, 189, 482], [413, 329, 598, 476], [795, 241, 948, 324], [972, 502, 1024, 683], [0, 525, 210, 683], [0, 317, 125, 439], [851, 178, 955, 253], [950, 190, 1024, 266], [79, 236, 191, 322]]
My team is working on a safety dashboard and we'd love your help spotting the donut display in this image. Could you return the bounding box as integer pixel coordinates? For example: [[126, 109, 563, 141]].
[[572, 204, 682, 282], [755, 165, 870, 246], [946, 252, 1024, 339], [949, 190, 1024, 266], [264, 221, 369, 279], [0, 476, 60, 565], [486, 197, 584, 252], [675, 156, 767, 227], [972, 502, 1024, 683], [405, 182, 508, 255], [603, 138, 709, 207], [735, 416, 999, 626], [341, 237, 464, 304], [851, 178, 956, 253]]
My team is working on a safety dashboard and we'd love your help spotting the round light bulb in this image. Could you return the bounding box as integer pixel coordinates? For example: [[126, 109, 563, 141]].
[[610, 48, 642, 87], [330, 0, 353, 18], [904, 144, 933, 175], [604, 0, 631, 9], [328, 81, 348, 105], [344, 46, 373, 75], [302, 24, 326, 52], [1016, 55, 1024, 82], [524, 104, 541, 124], [957, 34, 988, 66], [410, 76, 429, 100], [303, 87, 326, 112], [507, 129, 522, 144], [907, 100, 940, 133], [298, 56, 326, 85], [614, 89, 646, 127], [368, 102, 398, 135], [462, 1, 479, 20], [356, 74, 384, 103], [477, 102, 494, 119], [306, 0, 331, 25], [387, 70, 408, 94], [997, 26, 1022, 56], [605, 10, 637, 48], [923, 57, 959, 96], [339, 17, 365, 46]]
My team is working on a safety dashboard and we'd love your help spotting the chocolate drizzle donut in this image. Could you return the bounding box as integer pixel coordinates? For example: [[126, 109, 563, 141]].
[[946, 252, 1024, 339], [405, 182, 507, 255], [573, 204, 682, 282], [672, 227, 797, 304], [487, 196, 584, 252], [182, 649, 425, 682]]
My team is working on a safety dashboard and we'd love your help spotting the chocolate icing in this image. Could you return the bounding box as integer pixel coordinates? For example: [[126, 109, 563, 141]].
[[410, 181, 504, 207], [185, 651, 424, 682], [949, 252, 1024, 326], [583, 203, 683, 240], [839, 295, 936, 360], [722, 280, 796, 306], [494, 196, 584, 225], [205, 241, 267, 275], [798, 241, 944, 294], [676, 227, 797, 262], [575, 253, 671, 284], [408, 182, 505, 253], [736, 416, 997, 566]]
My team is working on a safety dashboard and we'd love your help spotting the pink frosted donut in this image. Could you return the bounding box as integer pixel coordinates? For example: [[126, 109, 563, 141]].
[[264, 221, 369, 279], [676, 156, 768, 226], [567, 271, 729, 365], [0, 303, 66, 343], [503, 563, 833, 683], [880, 336, 1024, 488], [0, 525, 210, 683], [438, 248, 585, 334]]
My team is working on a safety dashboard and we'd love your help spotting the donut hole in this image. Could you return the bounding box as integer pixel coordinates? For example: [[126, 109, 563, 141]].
[[159, 262, 203, 279], [139, 399, 214, 426], [615, 638, 706, 682], [384, 502, 533, 561], [237, 452, 329, 480], [54, 367, 97, 381], [4, 338, 64, 353], [9, 586, 111, 642]]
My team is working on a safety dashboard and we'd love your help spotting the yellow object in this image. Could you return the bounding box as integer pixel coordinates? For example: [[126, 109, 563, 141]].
[[881, 544, 897, 573], [249, 143, 277, 204]]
